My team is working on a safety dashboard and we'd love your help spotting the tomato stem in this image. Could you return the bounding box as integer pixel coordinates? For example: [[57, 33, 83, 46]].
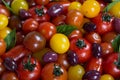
[[23, 55, 36, 71], [102, 13, 112, 22], [35, 6, 45, 16], [76, 39, 86, 48], [53, 64, 63, 76]]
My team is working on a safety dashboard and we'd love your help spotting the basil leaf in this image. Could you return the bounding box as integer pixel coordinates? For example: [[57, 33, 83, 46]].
[[103, 0, 120, 12], [4, 29, 16, 50], [57, 24, 77, 36], [112, 35, 120, 52]]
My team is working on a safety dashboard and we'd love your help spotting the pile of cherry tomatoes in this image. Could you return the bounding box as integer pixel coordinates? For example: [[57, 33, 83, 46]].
[[0, 0, 120, 80]]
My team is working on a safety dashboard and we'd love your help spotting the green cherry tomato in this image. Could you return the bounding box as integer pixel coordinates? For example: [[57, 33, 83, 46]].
[[0, 14, 8, 30], [68, 64, 85, 80], [100, 74, 114, 80], [50, 33, 70, 54], [11, 0, 28, 15]]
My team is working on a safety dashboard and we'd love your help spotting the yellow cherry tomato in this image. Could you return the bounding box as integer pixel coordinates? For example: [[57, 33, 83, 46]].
[[0, 14, 8, 30], [68, 65, 85, 80], [50, 33, 70, 54], [68, 1, 82, 11], [100, 74, 114, 80], [109, 2, 120, 18], [81, 0, 100, 18], [0, 27, 11, 39], [11, 0, 28, 15]]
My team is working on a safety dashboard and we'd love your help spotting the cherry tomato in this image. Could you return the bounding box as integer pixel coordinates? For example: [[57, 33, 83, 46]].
[[23, 31, 46, 53], [68, 64, 85, 80], [29, 5, 50, 23], [37, 22, 56, 41], [92, 13, 113, 35], [11, 0, 28, 15], [0, 27, 11, 39], [22, 18, 39, 33], [57, 53, 70, 70], [103, 53, 120, 78], [41, 62, 67, 80], [0, 38, 6, 55], [0, 4, 10, 17], [100, 74, 115, 80], [0, 14, 8, 30], [81, 0, 100, 18], [1, 71, 18, 80], [69, 37, 92, 63], [86, 57, 103, 73], [85, 32, 101, 44], [17, 56, 41, 80], [66, 10, 83, 29], [50, 33, 70, 54], [0, 58, 6, 75], [109, 2, 120, 18], [68, 1, 82, 11]]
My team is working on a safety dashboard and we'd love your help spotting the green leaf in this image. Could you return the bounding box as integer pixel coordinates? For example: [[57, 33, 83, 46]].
[[112, 35, 120, 52], [103, 0, 120, 12], [57, 24, 77, 36], [4, 29, 16, 50]]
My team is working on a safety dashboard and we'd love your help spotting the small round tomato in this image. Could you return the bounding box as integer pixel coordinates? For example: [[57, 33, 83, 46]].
[[0, 4, 10, 17], [1, 72, 18, 80], [100, 74, 114, 80], [57, 54, 70, 70], [68, 1, 82, 11], [17, 56, 41, 80], [37, 22, 56, 41], [66, 10, 83, 29], [0, 27, 11, 39], [0, 58, 6, 75], [50, 33, 70, 54], [11, 0, 28, 15], [23, 31, 46, 53], [85, 32, 101, 44], [0, 38, 6, 55], [109, 2, 120, 18], [68, 64, 85, 80], [22, 18, 39, 33], [0, 14, 8, 30], [69, 37, 92, 63], [81, 0, 100, 18], [41, 62, 67, 80]]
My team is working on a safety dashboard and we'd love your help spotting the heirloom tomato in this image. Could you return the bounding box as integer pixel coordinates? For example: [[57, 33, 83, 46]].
[[0, 4, 10, 17], [0, 38, 6, 55], [69, 37, 92, 63], [0, 14, 8, 30], [100, 74, 114, 80]]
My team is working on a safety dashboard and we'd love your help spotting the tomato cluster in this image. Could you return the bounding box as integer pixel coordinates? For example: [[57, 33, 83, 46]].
[[0, 0, 120, 80]]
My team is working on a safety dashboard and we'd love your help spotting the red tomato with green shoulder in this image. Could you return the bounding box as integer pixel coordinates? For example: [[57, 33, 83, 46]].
[[17, 55, 41, 80], [92, 12, 113, 35], [69, 37, 92, 63]]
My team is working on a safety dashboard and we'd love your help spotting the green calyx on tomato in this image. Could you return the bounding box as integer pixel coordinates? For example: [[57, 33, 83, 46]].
[[102, 13, 112, 22], [112, 35, 120, 69], [35, 6, 45, 16], [23, 55, 36, 71], [76, 39, 86, 48], [53, 64, 63, 76]]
